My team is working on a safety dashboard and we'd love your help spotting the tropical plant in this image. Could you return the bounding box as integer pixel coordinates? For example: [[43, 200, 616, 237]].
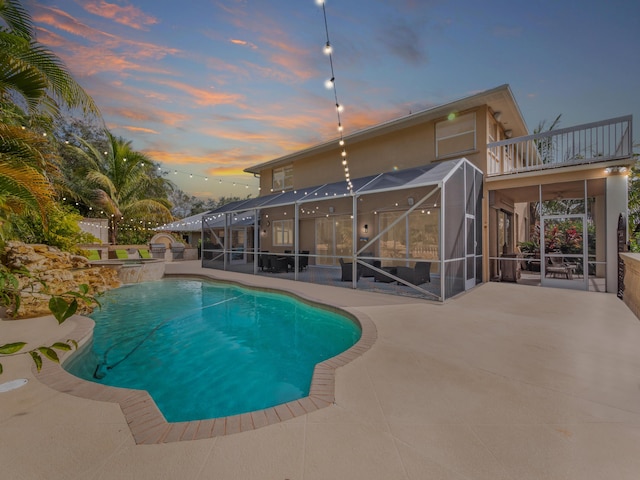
[[63, 132, 174, 244], [0, 120, 57, 243], [629, 158, 640, 252], [7, 203, 97, 252], [0, 0, 98, 119], [0, 264, 99, 374]]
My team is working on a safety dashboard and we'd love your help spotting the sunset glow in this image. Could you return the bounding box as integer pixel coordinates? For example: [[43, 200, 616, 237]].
[[26, 0, 639, 199]]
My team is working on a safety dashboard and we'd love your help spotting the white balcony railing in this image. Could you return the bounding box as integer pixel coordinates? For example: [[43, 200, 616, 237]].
[[487, 115, 633, 176]]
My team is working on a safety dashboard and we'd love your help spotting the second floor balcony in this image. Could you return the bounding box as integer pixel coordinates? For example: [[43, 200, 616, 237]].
[[487, 115, 633, 176]]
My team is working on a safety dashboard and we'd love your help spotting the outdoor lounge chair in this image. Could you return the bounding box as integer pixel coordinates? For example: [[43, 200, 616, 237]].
[[115, 249, 129, 259], [339, 258, 361, 281], [86, 249, 101, 261], [360, 256, 381, 277], [545, 257, 576, 279], [373, 266, 397, 283], [138, 249, 152, 259], [395, 262, 431, 285]]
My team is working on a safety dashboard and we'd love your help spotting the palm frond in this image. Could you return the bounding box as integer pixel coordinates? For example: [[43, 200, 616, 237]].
[[0, 0, 35, 39]]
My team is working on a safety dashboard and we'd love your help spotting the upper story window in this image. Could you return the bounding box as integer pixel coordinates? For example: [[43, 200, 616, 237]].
[[272, 164, 293, 191], [435, 112, 476, 158]]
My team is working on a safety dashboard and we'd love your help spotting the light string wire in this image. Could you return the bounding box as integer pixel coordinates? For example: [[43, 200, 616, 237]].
[[156, 165, 259, 191], [317, 0, 353, 194]]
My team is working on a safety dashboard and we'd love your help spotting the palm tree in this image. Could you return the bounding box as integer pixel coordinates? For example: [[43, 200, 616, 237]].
[[0, 121, 56, 242], [67, 133, 174, 244], [0, 0, 103, 244], [0, 0, 99, 118]]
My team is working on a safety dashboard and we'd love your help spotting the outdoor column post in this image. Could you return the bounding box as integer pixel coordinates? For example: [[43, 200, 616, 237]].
[[440, 182, 445, 300], [223, 213, 229, 271], [254, 208, 260, 275], [352, 193, 358, 288], [294, 203, 299, 280]]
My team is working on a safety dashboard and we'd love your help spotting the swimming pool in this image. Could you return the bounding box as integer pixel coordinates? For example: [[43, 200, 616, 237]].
[[64, 278, 361, 422]]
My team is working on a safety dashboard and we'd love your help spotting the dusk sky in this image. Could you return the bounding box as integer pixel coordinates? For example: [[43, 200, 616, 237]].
[[27, 0, 640, 200]]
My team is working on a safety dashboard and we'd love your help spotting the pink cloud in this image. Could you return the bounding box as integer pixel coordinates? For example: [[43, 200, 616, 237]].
[[119, 125, 160, 134], [230, 38, 258, 49], [148, 78, 245, 107], [79, 0, 159, 30], [34, 6, 180, 61]]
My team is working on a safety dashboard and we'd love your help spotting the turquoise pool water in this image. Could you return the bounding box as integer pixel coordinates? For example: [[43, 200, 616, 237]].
[[64, 278, 360, 422]]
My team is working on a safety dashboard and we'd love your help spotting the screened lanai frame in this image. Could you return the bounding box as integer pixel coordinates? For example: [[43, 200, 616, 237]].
[[201, 158, 483, 301]]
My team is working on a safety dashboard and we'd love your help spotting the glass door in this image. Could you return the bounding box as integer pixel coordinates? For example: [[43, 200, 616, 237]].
[[541, 215, 587, 290], [230, 227, 246, 264]]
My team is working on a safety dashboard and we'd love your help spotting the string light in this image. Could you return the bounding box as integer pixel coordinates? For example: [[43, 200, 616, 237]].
[[318, 0, 352, 193]]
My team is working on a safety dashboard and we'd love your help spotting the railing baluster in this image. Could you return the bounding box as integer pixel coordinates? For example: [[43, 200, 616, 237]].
[[487, 115, 632, 176]]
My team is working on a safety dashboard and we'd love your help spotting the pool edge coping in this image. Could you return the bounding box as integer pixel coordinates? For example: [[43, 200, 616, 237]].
[[33, 274, 378, 444]]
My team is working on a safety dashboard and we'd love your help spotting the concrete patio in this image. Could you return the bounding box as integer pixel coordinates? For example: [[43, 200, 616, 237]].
[[1, 261, 639, 479]]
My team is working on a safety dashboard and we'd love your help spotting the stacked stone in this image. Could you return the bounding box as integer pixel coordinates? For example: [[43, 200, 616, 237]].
[[2, 242, 121, 318]]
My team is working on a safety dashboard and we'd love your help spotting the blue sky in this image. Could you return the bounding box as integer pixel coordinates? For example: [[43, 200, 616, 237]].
[[28, 0, 640, 199]]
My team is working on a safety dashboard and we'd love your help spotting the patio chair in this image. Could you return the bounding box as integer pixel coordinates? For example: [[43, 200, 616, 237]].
[[395, 262, 431, 285], [115, 249, 129, 260], [299, 250, 310, 271], [360, 257, 381, 277], [138, 249, 152, 259], [339, 258, 361, 282], [270, 256, 289, 273], [374, 266, 397, 283], [86, 249, 101, 261], [258, 251, 270, 271], [545, 257, 576, 279]]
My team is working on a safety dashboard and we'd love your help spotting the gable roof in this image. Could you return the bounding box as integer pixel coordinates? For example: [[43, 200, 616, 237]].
[[244, 84, 528, 174]]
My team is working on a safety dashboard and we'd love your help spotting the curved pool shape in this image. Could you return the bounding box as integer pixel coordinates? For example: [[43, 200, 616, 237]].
[[64, 278, 361, 422]]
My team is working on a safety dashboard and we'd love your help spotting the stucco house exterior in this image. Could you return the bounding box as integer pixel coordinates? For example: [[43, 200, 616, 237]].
[[201, 84, 633, 301]]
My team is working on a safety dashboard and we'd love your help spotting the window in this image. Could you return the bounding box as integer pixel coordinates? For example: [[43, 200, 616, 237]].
[[272, 219, 293, 246], [315, 216, 352, 265], [272, 165, 293, 191], [379, 210, 440, 263], [436, 112, 476, 158]]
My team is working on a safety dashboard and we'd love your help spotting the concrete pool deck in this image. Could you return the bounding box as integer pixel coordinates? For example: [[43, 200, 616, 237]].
[[1, 260, 640, 479]]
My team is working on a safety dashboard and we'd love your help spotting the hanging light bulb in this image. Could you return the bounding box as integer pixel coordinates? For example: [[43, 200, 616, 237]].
[[174, 170, 178, 175], [323, 42, 332, 55], [337, 123, 343, 132], [325, 77, 335, 89], [339, 139, 344, 146], [336, 103, 344, 113], [341, 149, 347, 157]]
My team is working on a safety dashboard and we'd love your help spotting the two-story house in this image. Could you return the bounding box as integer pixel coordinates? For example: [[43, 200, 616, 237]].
[[200, 84, 633, 301]]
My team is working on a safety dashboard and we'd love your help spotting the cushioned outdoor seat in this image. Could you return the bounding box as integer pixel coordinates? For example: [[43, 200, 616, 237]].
[[339, 258, 361, 281], [395, 262, 431, 285], [138, 249, 151, 259], [115, 249, 128, 259], [86, 249, 101, 261]]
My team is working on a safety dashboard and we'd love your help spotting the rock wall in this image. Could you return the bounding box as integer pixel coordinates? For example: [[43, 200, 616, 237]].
[[2, 242, 121, 319]]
